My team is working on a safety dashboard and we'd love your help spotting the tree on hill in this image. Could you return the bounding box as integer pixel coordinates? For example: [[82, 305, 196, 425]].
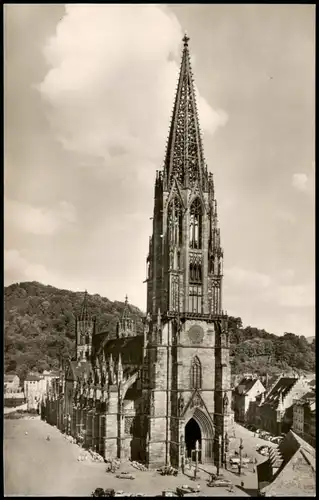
[[4, 283, 315, 382], [4, 282, 144, 383]]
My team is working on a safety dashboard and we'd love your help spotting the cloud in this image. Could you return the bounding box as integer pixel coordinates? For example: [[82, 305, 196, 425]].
[[278, 268, 295, 282], [37, 4, 227, 178], [276, 284, 315, 308], [223, 265, 314, 336], [276, 209, 296, 225], [4, 249, 53, 284], [292, 173, 308, 192], [224, 266, 271, 289], [5, 198, 77, 235]]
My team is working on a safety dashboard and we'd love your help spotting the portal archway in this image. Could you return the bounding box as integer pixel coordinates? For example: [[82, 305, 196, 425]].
[[184, 408, 214, 463], [185, 418, 201, 461]]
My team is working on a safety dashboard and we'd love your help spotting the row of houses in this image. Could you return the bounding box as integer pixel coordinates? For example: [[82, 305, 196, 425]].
[[4, 371, 59, 410], [233, 374, 316, 447], [24, 370, 60, 410], [292, 390, 316, 448]]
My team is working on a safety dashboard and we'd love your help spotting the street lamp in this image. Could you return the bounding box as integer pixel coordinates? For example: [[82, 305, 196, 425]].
[[180, 434, 185, 474], [194, 440, 200, 480], [238, 438, 244, 476], [224, 432, 230, 470], [216, 434, 222, 476]]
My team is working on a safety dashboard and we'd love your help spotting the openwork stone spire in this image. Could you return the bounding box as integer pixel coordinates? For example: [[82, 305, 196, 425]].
[[164, 33, 205, 187]]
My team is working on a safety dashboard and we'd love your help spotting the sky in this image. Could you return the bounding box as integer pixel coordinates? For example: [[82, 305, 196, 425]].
[[4, 4, 315, 337]]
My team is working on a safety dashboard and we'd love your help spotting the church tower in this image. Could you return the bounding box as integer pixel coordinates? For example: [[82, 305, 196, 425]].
[[143, 35, 232, 469], [75, 290, 96, 361], [116, 295, 137, 338]]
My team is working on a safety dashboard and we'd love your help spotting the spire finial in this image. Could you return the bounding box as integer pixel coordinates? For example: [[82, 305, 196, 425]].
[[183, 32, 190, 47], [125, 294, 128, 305]]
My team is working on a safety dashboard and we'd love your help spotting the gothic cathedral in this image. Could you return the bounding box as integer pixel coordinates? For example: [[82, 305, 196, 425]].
[[143, 34, 232, 468], [45, 35, 232, 470]]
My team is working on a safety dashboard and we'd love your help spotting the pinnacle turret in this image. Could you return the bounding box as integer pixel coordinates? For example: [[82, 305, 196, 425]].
[[79, 290, 90, 321], [117, 295, 136, 338], [75, 289, 95, 361]]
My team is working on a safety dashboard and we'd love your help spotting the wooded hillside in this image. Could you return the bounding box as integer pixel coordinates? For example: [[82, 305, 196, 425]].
[[4, 282, 315, 383], [4, 282, 143, 382]]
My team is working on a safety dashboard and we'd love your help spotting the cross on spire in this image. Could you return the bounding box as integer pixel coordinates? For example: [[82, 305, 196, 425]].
[[183, 32, 190, 46]]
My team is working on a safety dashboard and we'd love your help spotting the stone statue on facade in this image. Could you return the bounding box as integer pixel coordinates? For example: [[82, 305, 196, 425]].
[[150, 392, 155, 416], [223, 392, 229, 413], [178, 393, 184, 416]]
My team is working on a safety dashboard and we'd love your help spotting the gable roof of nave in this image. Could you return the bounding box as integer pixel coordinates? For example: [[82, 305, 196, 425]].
[[65, 358, 93, 382], [97, 334, 144, 366]]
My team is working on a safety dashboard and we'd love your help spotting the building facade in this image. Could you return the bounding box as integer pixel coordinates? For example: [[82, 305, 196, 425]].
[[4, 374, 20, 393], [44, 35, 232, 469], [292, 392, 316, 448], [25, 371, 59, 410], [257, 376, 312, 436], [233, 377, 266, 424]]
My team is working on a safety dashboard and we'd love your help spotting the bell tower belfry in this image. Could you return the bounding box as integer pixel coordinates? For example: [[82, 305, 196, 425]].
[[75, 290, 96, 361], [143, 34, 232, 469]]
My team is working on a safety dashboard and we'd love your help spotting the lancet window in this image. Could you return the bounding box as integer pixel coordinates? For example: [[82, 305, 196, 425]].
[[189, 253, 202, 313], [189, 262, 202, 283], [191, 356, 202, 389], [188, 284, 202, 314], [168, 198, 183, 246], [189, 199, 202, 249]]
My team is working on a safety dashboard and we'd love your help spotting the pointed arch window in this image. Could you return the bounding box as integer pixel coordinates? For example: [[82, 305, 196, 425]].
[[168, 198, 183, 246], [189, 199, 202, 249], [191, 356, 202, 389], [189, 262, 202, 283], [189, 254, 202, 313]]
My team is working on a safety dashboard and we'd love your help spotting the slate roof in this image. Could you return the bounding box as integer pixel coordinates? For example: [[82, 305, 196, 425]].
[[25, 374, 41, 382], [235, 377, 260, 395], [99, 335, 144, 366], [68, 360, 93, 381], [269, 446, 284, 469], [258, 430, 316, 496], [4, 374, 18, 382], [263, 377, 297, 409], [301, 390, 316, 401], [257, 459, 272, 490]]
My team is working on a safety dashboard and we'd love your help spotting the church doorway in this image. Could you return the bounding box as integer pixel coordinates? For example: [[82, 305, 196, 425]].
[[185, 418, 202, 462]]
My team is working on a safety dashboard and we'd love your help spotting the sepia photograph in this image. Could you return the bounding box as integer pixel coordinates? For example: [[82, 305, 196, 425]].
[[4, 3, 315, 497]]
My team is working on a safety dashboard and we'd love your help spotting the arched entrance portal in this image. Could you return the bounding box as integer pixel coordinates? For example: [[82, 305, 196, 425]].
[[185, 418, 202, 462], [184, 408, 214, 464]]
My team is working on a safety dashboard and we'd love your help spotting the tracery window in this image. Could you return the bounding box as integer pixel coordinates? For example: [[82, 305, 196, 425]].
[[189, 262, 202, 282], [188, 284, 202, 313], [189, 199, 202, 249], [168, 198, 183, 246], [191, 356, 202, 389], [189, 253, 202, 313]]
